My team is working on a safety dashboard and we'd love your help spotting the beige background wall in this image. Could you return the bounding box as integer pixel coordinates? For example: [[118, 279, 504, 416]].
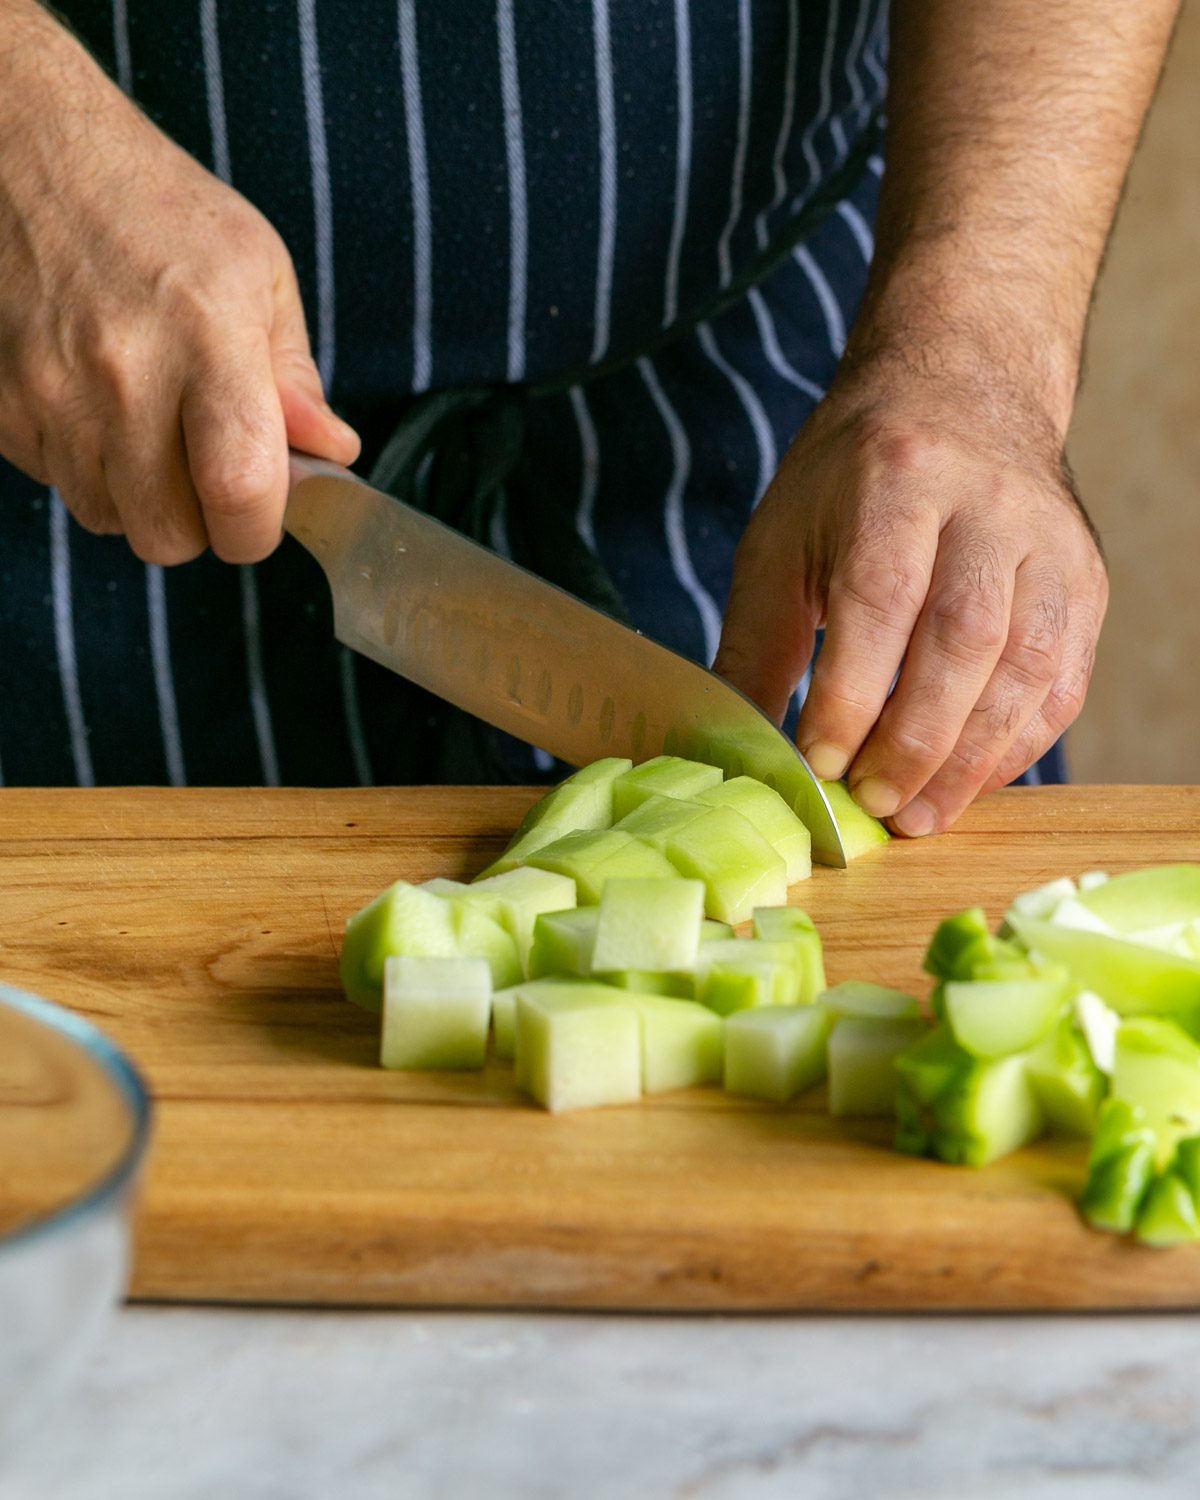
[[1068, 0, 1200, 783]]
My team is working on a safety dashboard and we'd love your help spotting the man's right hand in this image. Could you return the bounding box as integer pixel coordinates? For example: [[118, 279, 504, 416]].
[[0, 0, 359, 565]]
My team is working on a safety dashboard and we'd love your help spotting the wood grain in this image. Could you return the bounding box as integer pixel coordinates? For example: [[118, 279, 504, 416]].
[[2, 784, 1200, 1311]]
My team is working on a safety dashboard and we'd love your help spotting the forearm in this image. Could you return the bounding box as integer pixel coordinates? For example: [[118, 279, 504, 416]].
[[845, 0, 1180, 438]]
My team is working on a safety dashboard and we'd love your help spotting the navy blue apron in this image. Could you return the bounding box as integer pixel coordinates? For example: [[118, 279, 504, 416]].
[[0, 1, 1064, 791]]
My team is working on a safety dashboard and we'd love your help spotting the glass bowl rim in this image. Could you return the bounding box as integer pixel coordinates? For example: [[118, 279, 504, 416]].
[[0, 982, 152, 1254]]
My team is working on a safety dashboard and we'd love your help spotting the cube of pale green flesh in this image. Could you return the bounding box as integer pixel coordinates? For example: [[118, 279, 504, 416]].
[[340, 881, 521, 1012], [819, 780, 889, 860], [621, 992, 724, 1093], [1023, 1020, 1106, 1136], [751, 907, 827, 1001], [1112, 1017, 1200, 1167], [514, 984, 641, 1112], [590, 878, 706, 974], [1135, 1171, 1200, 1247], [610, 755, 724, 821], [528, 907, 601, 978], [894, 1026, 1046, 1166], [477, 757, 633, 876], [828, 1015, 930, 1117], [724, 1006, 829, 1103], [1079, 1098, 1158, 1232], [696, 938, 803, 1013], [381, 956, 492, 1070], [657, 806, 787, 924], [602, 969, 695, 999], [613, 795, 709, 841], [818, 981, 922, 1022], [491, 985, 518, 1060], [698, 776, 812, 885], [941, 976, 1072, 1060], [524, 829, 679, 904], [453, 868, 577, 971]]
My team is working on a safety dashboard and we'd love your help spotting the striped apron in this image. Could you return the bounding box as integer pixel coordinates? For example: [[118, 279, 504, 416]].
[[0, 1, 1064, 790]]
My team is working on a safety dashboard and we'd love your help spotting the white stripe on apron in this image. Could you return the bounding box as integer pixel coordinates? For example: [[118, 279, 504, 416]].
[[496, 0, 529, 384]]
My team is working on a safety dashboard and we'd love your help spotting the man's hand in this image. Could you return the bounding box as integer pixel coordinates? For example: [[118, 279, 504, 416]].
[[0, 0, 359, 565], [716, 0, 1179, 834], [715, 361, 1107, 837]]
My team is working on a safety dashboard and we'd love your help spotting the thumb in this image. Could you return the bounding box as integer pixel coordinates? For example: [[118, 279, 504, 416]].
[[712, 504, 821, 726], [270, 268, 361, 466]]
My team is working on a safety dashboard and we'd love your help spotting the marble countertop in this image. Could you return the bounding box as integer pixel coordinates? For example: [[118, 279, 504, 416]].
[[4, 1306, 1199, 1499]]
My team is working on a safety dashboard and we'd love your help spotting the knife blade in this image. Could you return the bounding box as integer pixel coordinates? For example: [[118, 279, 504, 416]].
[[284, 454, 846, 866]]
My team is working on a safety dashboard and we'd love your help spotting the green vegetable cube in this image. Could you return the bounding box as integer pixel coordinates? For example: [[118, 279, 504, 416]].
[[590, 878, 705, 974], [1135, 1171, 1200, 1247], [724, 1007, 829, 1103], [696, 939, 800, 1014], [381, 956, 492, 1070], [610, 756, 723, 821], [455, 868, 577, 970], [525, 829, 679, 904], [818, 780, 889, 860], [514, 983, 641, 1113], [602, 970, 695, 999], [818, 981, 922, 1022], [1112, 1017, 1200, 1165], [622, 992, 724, 1093], [613, 794, 708, 841], [527, 908, 600, 977], [479, 758, 633, 875], [697, 776, 812, 885], [751, 907, 827, 1001], [1079, 1098, 1158, 1232], [828, 1015, 930, 1117], [942, 975, 1072, 1059], [657, 805, 787, 924], [1023, 1020, 1106, 1136], [341, 880, 521, 1011]]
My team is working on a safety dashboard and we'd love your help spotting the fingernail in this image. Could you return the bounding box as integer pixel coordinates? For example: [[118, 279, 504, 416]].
[[892, 796, 937, 838], [802, 740, 849, 780], [852, 776, 903, 819]]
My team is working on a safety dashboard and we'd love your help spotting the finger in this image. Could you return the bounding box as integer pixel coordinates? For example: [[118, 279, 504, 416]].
[[795, 507, 939, 781], [270, 263, 360, 465], [713, 498, 822, 725], [180, 330, 289, 563], [887, 562, 1069, 836], [104, 409, 208, 565], [43, 432, 123, 536], [980, 608, 1103, 794], [845, 521, 1015, 823]]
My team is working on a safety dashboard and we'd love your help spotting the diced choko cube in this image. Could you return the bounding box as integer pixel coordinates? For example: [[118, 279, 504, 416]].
[[613, 794, 709, 841], [622, 992, 724, 1093], [1112, 1017, 1200, 1166], [455, 868, 577, 970], [610, 756, 724, 821], [818, 780, 889, 860], [524, 829, 679, 904], [923, 907, 1032, 982], [590, 877, 705, 974], [479, 758, 633, 875], [528, 907, 601, 977], [381, 956, 492, 1070], [657, 805, 787, 924], [340, 880, 521, 1011], [724, 1006, 828, 1103], [1075, 864, 1200, 936], [1078, 1098, 1157, 1232], [696, 939, 802, 1014], [1023, 1019, 1106, 1136], [514, 983, 641, 1113], [942, 975, 1072, 1059], [827, 1015, 930, 1117], [697, 777, 812, 885], [894, 1025, 1045, 1166], [751, 907, 827, 1001], [1135, 1171, 1200, 1247], [818, 981, 922, 1022], [602, 970, 695, 999]]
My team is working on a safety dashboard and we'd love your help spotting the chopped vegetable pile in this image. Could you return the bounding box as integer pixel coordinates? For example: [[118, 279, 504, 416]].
[[338, 755, 1200, 1246]]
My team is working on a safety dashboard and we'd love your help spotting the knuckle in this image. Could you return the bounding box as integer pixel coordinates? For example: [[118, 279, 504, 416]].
[[929, 594, 1007, 661], [857, 422, 941, 480], [885, 716, 953, 767], [837, 557, 927, 629], [194, 448, 277, 519]]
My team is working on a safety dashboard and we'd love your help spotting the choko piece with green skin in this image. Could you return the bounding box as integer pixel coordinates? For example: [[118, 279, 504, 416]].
[[527, 908, 600, 978], [340, 881, 521, 1011], [818, 780, 889, 860], [380, 956, 492, 1070], [513, 983, 641, 1112], [695, 939, 802, 1014], [818, 981, 922, 1022], [589, 877, 706, 975], [622, 992, 725, 1094], [1078, 1099, 1158, 1233], [828, 1015, 930, 1118], [1023, 1019, 1106, 1136], [724, 1006, 829, 1103], [436, 868, 577, 972], [923, 908, 1032, 984], [657, 805, 787, 924], [1135, 1171, 1200, 1247], [1111, 1017, 1200, 1165], [1074, 864, 1200, 936], [941, 975, 1073, 1060], [612, 794, 709, 841], [478, 758, 633, 876], [610, 756, 724, 821], [697, 777, 813, 885], [524, 829, 679, 904], [894, 1025, 1045, 1166], [751, 907, 827, 1002]]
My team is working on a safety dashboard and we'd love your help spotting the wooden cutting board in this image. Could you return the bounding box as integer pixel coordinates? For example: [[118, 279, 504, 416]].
[[3, 784, 1200, 1312]]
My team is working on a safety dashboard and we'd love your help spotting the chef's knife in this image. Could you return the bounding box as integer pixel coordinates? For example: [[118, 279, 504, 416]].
[[285, 454, 846, 867]]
